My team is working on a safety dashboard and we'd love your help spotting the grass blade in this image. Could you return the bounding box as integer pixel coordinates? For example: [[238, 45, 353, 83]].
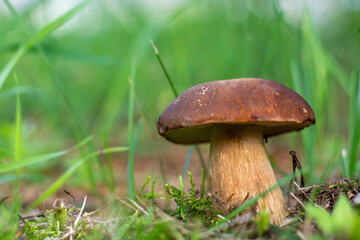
[[195, 145, 207, 176], [13, 73, 22, 214], [0, 136, 93, 173], [3, 0, 33, 37], [0, 86, 40, 102], [102, 134, 116, 194], [14, 75, 22, 165], [127, 76, 136, 200], [0, 174, 48, 184], [0, 45, 25, 91], [150, 40, 178, 97], [132, 120, 143, 151], [26, 0, 91, 50], [181, 145, 195, 180], [27, 146, 128, 211], [348, 71, 360, 173], [0, 151, 67, 173]]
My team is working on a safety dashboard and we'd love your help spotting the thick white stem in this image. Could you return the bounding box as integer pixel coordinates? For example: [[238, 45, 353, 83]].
[[209, 125, 287, 225]]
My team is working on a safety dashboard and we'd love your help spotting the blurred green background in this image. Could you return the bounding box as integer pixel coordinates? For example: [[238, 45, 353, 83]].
[[0, 0, 360, 209]]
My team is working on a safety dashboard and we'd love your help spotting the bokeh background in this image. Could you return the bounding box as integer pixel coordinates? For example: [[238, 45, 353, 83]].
[[1, 0, 359, 209]]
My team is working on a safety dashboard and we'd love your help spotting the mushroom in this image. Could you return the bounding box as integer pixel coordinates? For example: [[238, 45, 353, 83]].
[[157, 78, 315, 225]]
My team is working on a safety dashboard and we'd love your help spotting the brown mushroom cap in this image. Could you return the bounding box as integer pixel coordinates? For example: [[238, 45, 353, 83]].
[[157, 78, 315, 144]]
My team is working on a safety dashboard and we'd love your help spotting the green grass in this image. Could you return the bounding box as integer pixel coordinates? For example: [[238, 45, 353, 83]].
[[13, 73, 22, 216], [348, 71, 360, 174], [1, 0, 360, 239]]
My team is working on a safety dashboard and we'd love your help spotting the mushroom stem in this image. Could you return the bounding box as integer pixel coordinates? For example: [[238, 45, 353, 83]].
[[209, 124, 287, 225]]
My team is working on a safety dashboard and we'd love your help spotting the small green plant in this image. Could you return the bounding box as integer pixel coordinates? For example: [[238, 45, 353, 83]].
[[137, 176, 162, 205], [164, 170, 221, 226], [114, 176, 202, 239], [253, 207, 271, 237], [22, 201, 87, 240], [306, 194, 360, 239]]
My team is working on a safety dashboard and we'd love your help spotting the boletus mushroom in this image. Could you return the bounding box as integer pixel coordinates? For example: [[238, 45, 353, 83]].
[[157, 78, 315, 225]]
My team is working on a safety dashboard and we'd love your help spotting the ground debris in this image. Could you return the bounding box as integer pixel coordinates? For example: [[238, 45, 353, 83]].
[[285, 174, 360, 239], [290, 175, 360, 213], [18, 196, 122, 240]]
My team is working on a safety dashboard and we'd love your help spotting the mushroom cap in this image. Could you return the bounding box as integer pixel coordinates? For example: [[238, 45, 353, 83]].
[[157, 78, 315, 144]]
